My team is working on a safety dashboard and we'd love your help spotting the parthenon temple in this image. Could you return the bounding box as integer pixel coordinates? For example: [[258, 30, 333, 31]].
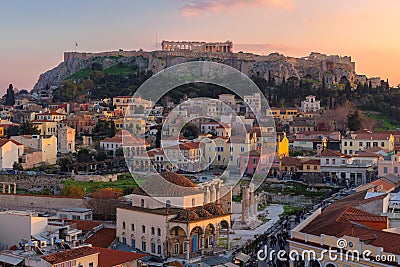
[[162, 40, 233, 53], [1, 182, 17, 194]]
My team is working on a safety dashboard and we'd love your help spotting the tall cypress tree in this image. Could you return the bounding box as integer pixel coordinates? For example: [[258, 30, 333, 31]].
[[5, 84, 15, 106]]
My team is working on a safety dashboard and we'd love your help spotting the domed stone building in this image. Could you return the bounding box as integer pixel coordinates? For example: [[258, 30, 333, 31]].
[[116, 172, 232, 265]]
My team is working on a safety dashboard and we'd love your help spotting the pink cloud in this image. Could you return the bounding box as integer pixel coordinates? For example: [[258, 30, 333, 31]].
[[180, 0, 294, 17]]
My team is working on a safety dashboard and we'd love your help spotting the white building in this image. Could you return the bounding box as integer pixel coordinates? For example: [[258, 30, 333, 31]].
[[0, 140, 24, 170], [116, 173, 231, 265], [244, 93, 261, 115], [300, 95, 321, 112], [0, 210, 48, 249], [320, 149, 373, 186]]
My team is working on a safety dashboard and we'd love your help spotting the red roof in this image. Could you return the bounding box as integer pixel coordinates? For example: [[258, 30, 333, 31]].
[[320, 149, 347, 157], [94, 247, 146, 267], [42, 246, 99, 264], [281, 157, 303, 167], [84, 228, 116, 248], [0, 139, 23, 148], [101, 130, 146, 145]]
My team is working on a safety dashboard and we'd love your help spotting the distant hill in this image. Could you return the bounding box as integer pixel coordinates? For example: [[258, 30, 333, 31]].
[[33, 50, 361, 95]]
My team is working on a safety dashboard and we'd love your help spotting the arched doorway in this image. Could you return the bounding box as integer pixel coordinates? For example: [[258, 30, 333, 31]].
[[169, 226, 187, 257], [189, 226, 203, 254], [204, 224, 216, 251]]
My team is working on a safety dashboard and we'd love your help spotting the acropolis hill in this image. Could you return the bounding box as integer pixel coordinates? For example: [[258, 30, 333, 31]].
[[34, 40, 378, 91]]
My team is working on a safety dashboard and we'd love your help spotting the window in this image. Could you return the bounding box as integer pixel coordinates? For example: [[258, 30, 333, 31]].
[[307, 165, 310, 170], [142, 241, 147, 251], [325, 159, 329, 164], [141, 199, 144, 208], [131, 239, 136, 249], [349, 141, 353, 146], [344, 141, 347, 146], [122, 237, 127, 244], [122, 222, 126, 229], [151, 227, 155, 235], [89, 263, 93, 267], [332, 159, 336, 164], [381, 142, 385, 147], [314, 166, 317, 170], [344, 150, 347, 154], [142, 225, 146, 233], [366, 142, 371, 148], [158, 244, 162, 254], [131, 224, 135, 231], [395, 167, 399, 174], [173, 243, 179, 254], [157, 228, 161, 236], [384, 167, 388, 174], [373, 142, 378, 147], [359, 142, 363, 147], [151, 243, 156, 253]]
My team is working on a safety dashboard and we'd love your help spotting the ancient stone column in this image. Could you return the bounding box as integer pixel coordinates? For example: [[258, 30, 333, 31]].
[[201, 234, 205, 256], [204, 186, 210, 204], [185, 238, 190, 261], [210, 184, 216, 203], [2, 183, 5, 194], [215, 182, 221, 204], [241, 186, 248, 224], [13, 183, 16, 194], [249, 183, 256, 217], [8, 184, 11, 194]]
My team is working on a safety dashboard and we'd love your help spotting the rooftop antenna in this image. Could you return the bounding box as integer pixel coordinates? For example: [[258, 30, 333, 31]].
[[75, 42, 78, 53]]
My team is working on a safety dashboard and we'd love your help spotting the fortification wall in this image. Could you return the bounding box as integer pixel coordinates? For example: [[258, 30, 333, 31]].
[[0, 194, 87, 211]]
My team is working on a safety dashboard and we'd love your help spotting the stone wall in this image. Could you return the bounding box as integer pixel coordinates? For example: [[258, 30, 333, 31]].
[[0, 174, 69, 191], [0, 194, 86, 211]]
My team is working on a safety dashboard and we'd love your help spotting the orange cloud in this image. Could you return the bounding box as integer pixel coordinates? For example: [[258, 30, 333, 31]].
[[180, 0, 294, 17]]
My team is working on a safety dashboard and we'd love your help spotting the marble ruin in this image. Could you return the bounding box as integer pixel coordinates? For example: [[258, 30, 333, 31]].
[[162, 40, 233, 53]]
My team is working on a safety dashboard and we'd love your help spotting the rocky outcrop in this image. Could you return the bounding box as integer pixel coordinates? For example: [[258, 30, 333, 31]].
[[33, 50, 357, 92]]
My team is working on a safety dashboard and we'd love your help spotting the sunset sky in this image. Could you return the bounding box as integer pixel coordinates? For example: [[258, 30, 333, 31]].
[[1, 0, 400, 93]]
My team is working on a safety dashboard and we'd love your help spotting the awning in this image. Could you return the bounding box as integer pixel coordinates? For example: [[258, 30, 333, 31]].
[[0, 254, 24, 265]]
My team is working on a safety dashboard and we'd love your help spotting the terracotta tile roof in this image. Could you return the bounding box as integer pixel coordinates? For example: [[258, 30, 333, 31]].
[[371, 178, 395, 191], [366, 146, 391, 153], [0, 139, 23, 147], [42, 246, 99, 265], [303, 159, 320, 165], [299, 192, 400, 254], [281, 157, 303, 167], [85, 228, 116, 248], [350, 132, 392, 140], [94, 247, 146, 267], [320, 149, 347, 157], [101, 130, 146, 145], [68, 220, 103, 232]]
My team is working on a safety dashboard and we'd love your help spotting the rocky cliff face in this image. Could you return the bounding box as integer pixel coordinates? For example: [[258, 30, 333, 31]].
[[33, 51, 357, 92]]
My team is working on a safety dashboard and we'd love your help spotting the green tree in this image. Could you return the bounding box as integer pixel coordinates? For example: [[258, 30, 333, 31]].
[[13, 161, 23, 171], [4, 84, 15, 106], [181, 123, 199, 139], [20, 121, 41, 135], [61, 185, 85, 198], [347, 110, 363, 131], [57, 154, 74, 172], [77, 148, 92, 163]]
